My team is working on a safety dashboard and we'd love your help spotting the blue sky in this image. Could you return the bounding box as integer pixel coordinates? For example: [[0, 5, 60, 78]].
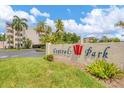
[[0, 5, 124, 40], [11, 5, 110, 23]]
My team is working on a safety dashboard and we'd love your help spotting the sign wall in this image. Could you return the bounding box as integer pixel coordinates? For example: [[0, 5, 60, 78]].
[[46, 42, 124, 70]]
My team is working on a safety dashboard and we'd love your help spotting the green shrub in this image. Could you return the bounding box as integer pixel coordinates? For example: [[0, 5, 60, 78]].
[[43, 54, 54, 61], [22, 37, 32, 49], [86, 60, 123, 79]]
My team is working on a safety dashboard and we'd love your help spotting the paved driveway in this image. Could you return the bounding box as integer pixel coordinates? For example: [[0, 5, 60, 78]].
[[0, 49, 45, 58]]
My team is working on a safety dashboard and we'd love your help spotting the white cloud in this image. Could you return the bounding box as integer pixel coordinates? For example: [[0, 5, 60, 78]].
[[63, 19, 82, 33], [0, 5, 36, 24], [45, 18, 81, 33], [30, 7, 50, 17], [44, 6, 124, 41], [14, 11, 36, 23], [45, 18, 56, 31], [79, 6, 124, 40], [1, 5, 124, 41], [0, 6, 14, 21]]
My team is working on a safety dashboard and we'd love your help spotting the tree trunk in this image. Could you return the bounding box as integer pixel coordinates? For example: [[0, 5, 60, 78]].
[[13, 29, 15, 48], [17, 31, 20, 49]]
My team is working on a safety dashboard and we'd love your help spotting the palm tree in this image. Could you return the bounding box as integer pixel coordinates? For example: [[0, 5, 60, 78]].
[[115, 21, 124, 36], [46, 26, 52, 35], [55, 19, 64, 41], [116, 21, 124, 28], [11, 15, 28, 49], [55, 19, 64, 33], [36, 21, 55, 44], [36, 21, 47, 36]]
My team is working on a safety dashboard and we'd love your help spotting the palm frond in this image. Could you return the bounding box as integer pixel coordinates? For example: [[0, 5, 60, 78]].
[[21, 18, 28, 22]]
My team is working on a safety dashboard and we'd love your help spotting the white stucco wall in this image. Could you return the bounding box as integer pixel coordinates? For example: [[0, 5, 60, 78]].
[[25, 29, 40, 45]]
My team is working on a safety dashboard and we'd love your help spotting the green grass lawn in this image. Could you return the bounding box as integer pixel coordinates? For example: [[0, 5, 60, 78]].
[[0, 57, 105, 88]]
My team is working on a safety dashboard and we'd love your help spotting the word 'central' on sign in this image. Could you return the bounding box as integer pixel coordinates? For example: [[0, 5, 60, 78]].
[[53, 46, 72, 55]]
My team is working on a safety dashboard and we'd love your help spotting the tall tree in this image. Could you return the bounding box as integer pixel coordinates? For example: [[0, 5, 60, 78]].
[[0, 33, 6, 48], [62, 32, 80, 44], [35, 21, 47, 36], [35, 21, 53, 44], [46, 26, 52, 35], [55, 19, 64, 40], [0, 34, 6, 41], [11, 15, 28, 49], [116, 21, 124, 28], [115, 21, 124, 36], [55, 19, 64, 32], [100, 36, 109, 42]]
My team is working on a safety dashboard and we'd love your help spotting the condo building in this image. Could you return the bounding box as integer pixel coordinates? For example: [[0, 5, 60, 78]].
[[5, 23, 40, 48]]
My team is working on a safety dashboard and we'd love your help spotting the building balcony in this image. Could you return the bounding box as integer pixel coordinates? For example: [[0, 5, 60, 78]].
[[6, 27, 12, 30], [7, 41, 14, 44], [15, 33, 23, 36]]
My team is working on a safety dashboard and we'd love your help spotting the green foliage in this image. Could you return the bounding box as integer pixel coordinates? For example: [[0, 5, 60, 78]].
[[115, 21, 124, 36], [40, 34, 52, 44], [50, 33, 58, 43], [55, 19, 64, 33], [62, 32, 80, 44], [54, 19, 81, 44], [0, 33, 6, 41], [115, 21, 124, 27], [86, 60, 123, 79], [22, 37, 32, 49], [11, 15, 28, 49], [35, 21, 47, 35], [92, 37, 98, 43], [37, 19, 80, 44], [99, 36, 109, 42], [43, 54, 54, 61], [55, 19, 64, 41], [12, 16, 28, 31], [111, 38, 120, 42], [51, 31, 80, 44], [35, 21, 54, 44], [99, 36, 120, 43]]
